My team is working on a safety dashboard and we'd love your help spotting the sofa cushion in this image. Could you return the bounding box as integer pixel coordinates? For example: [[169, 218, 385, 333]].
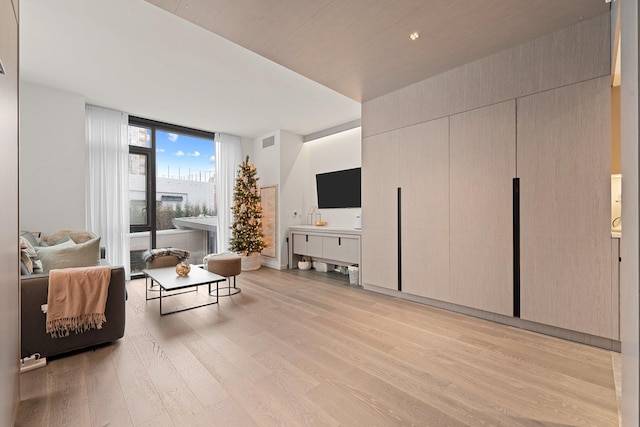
[[36, 237, 101, 273]]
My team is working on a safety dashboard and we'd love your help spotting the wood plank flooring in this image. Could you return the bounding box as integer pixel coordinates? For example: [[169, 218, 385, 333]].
[[16, 268, 620, 426]]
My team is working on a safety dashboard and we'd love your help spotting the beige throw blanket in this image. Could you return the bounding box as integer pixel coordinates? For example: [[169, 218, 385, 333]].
[[46, 265, 111, 338]]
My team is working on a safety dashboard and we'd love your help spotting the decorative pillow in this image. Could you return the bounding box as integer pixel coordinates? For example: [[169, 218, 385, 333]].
[[33, 260, 43, 274], [42, 229, 97, 246], [19, 236, 38, 274], [34, 239, 76, 260], [36, 237, 101, 273], [38, 235, 72, 247], [20, 231, 39, 248]]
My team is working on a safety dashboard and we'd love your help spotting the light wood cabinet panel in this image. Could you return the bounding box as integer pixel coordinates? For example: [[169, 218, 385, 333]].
[[292, 233, 322, 258], [518, 77, 612, 338], [612, 238, 620, 340], [398, 118, 450, 301], [361, 132, 399, 290], [449, 101, 516, 316], [322, 236, 359, 265]]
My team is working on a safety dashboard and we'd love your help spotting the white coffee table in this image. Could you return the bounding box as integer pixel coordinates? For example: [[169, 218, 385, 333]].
[[143, 265, 227, 315]]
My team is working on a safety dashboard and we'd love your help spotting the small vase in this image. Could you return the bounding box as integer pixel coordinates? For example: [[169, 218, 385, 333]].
[[175, 262, 191, 277]]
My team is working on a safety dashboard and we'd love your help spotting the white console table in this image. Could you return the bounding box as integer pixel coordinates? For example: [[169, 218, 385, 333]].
[[288, 225, 361, 284]]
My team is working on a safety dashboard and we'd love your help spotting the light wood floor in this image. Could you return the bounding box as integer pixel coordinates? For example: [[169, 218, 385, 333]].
[[16, 268, 621, 426]]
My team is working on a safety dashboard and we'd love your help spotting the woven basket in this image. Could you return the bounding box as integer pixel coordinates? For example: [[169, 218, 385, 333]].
[[240, 253, 262, 271]]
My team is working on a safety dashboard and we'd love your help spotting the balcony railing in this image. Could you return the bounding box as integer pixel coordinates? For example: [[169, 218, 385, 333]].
[[129, 218, 217, 274]]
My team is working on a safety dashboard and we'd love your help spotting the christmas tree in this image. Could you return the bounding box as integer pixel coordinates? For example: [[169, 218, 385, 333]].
[[229, 156, 266, 255]]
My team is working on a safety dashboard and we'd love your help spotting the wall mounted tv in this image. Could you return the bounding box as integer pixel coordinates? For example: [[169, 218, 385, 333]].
[[316, 167, 361, 209]]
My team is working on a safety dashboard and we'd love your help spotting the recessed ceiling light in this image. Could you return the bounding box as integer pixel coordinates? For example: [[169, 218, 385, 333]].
[[409, 32, 420, 41]]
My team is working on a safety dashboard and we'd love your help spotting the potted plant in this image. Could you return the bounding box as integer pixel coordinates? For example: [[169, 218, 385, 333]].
[[229, 156, 266, 271]]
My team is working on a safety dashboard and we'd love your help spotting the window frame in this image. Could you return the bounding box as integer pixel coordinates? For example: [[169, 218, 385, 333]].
[[128, 115, 216, 256]]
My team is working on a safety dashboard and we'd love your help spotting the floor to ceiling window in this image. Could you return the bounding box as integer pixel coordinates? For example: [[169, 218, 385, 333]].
[[128, 117, 216, 275]]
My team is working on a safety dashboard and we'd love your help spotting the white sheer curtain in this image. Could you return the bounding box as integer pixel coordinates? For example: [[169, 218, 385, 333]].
[[215, 133, 242, 253], [85, 105, 131, 278]]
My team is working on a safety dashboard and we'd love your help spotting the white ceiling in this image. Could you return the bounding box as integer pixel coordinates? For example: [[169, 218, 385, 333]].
[[19, 0, 361, 139], [20, 0, 609, 139]]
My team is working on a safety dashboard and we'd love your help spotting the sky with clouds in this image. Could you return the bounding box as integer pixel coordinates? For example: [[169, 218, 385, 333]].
[[156, 130, 215, 181]]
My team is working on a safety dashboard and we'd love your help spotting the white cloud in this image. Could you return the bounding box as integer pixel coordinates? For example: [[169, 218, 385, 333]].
[[174, 150, 185, 156], [209, 155, 216, 163], [188, 151, 201, 157], [168, 133, 178, 142], [156, 148, 165, 153]]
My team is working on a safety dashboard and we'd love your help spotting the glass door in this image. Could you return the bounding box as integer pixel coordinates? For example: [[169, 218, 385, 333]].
[[128, 118, 216, 276]]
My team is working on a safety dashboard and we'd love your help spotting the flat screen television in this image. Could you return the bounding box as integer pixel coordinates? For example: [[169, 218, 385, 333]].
[[316, 167, 361, 209]]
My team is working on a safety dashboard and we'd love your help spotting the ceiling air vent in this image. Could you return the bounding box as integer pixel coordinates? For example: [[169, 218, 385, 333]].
[[262, 135, 275, 149]]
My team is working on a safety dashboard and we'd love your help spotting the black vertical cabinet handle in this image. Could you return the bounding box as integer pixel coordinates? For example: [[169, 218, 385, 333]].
[[513, 178, 520, 318], [397, 187, 402, 292], [305, 235, 308, 242], [338, 237, 341, 245]]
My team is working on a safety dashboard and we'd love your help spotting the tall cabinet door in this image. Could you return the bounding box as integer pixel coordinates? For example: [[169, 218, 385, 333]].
[[518, 77, 612, 338], [399, 118, 450, 301], [449, 101, 516, 316], [361, 131, 399, 290]]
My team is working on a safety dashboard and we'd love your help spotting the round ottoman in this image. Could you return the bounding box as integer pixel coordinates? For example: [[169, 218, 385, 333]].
[[203, 252, 241, 296]]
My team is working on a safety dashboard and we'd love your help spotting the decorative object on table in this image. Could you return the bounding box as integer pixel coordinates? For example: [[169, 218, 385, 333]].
[[175, 262, 191, 277], [314, 221, 327, 226], [307, 206, 321, 225], [229, 155, 266, 271], [298, 256, 312, 270], [143, 247, 190, 266]]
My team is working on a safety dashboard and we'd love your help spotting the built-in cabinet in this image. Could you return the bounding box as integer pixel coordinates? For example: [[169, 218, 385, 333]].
[[322, 235, 359, 265], [362, 80, 614, 340], [449, 101, 516, 317], [289, 226, 361, 283], [518, 76, 612, 338], [361, 133, 399, 290], [292, 233, 323, 259], [399, 119, 450, 301], [362, 119, 450, 298], [361, 14, 617, 343]]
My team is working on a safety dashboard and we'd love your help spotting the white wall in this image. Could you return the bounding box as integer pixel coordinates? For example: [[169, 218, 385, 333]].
[[20, 83, 86, 234], [253, 127, 361, 269], [240, 136, 254, 161], [305, 127, 361, 227], [279, 130, 307, 266], [253, 130, 307, 269], [253, 131, 280, 187], [253, 131, 281, 268]]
